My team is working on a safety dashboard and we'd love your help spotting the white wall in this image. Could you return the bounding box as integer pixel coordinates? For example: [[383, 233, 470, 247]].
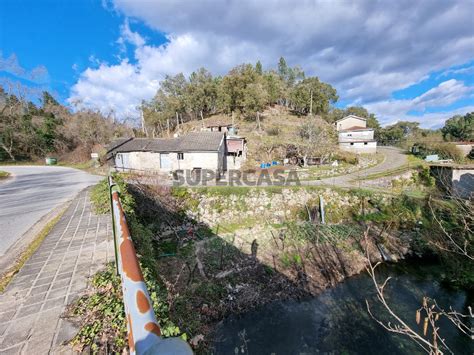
[[338, 129, 374, 142], [452, 168, 474, 199], [168, 151, 221, 171], [336, 116, 367, 131], [339, 141, 377, 154], [455, 144, 473, 157]]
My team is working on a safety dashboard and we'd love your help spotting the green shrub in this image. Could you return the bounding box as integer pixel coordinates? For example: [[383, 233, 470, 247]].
[[90, 173, 135, 215]]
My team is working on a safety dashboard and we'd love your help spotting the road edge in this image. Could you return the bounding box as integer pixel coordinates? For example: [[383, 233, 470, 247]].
[[0, 200, 71, 292]]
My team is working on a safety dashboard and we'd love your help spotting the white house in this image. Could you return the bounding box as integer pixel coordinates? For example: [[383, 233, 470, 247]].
[[107, 132, 226, 176], [335, 115, 377, 154]]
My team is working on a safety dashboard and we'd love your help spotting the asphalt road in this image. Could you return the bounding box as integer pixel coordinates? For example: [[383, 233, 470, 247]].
[[316, 146, 409, 188], [0, 166, 103, 256]]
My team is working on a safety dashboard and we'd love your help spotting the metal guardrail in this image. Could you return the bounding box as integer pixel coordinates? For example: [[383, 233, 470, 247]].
[[108, 176, 192, 355]]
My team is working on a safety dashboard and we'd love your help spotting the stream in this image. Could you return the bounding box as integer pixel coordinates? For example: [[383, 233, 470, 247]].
[[213, 261, 473, 354]]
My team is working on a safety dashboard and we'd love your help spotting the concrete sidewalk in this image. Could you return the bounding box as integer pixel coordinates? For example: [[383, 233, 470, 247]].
[[0, 189, 113, 354]]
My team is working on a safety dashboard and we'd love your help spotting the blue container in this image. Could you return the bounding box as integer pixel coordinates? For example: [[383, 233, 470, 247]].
[[260, 163, 266, 168], [266, 163, 271, 168], [272, 161, 277, 165]]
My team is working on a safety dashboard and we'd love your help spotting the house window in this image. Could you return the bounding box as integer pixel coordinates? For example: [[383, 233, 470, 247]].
[[177, 152, 184, 160], [350, 143, 354, 146], [364, 142, 368, 145], [348, 134, 352, 136]]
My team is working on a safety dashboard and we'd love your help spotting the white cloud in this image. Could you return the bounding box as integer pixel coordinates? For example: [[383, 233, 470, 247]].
[[365, 80, 474, 127], [69, 0, 474, 124], [0, 52, 49, 84], [68, 60, 159, 119], [117, 19, 145, 50]]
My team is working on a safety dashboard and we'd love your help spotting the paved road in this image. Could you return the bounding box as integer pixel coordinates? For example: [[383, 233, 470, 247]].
[[306, 146, 408, 188], [0, 190, 112, 353], [0, 166, 102, 256]]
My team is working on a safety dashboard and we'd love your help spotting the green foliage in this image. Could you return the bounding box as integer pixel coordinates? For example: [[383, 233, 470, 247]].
[[280, 252, 303, 268], [71, 263, 183, 352], [413, 166, 435, 187], [142, 57, 338, 134], [90, 174, 135, 215], [413, 141, 464, 161], [441, 112, 473, 141], [290, 77, 338, 115]]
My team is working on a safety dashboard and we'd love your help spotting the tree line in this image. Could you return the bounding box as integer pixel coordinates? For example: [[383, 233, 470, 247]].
[[0, 84, 131, 161], [141, 57, 341, 136]]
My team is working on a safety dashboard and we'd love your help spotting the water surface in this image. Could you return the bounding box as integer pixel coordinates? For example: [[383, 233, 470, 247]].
[[213, 262, 472, 354]]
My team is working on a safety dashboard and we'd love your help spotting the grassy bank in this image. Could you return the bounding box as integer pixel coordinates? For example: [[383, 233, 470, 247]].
[[0, 170, 10, 179]]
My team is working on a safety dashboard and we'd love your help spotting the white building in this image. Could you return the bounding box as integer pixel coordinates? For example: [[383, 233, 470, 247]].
[[107, 132, 226, 176], [335, 115, 377, 154]]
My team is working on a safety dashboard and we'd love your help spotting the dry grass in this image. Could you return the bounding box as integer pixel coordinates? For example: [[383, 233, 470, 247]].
[[0, 170, 10, 179]]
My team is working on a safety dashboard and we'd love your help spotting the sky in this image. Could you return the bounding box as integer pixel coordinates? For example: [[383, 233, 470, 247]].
[[0, 0, 473, 128]]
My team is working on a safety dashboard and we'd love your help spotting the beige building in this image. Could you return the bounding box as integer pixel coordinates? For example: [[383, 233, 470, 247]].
[[107, 132, 226, 176], [453, 142, 473, 157], [430, 164, 474, 199], [335, 115, 377, 154]]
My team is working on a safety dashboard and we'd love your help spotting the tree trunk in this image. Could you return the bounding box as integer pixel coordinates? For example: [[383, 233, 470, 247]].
[[1, 142, 15, 161], [200, 110, 204, 128], [167, 119, 170, 137], [141, 109, 148, 137], [256, 111, 261, 131], [176, 112, 179, 132], [309, 89, 313, 116]]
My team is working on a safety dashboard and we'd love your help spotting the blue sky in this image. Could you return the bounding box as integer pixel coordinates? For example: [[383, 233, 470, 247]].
[[1, 0, 473, 128]]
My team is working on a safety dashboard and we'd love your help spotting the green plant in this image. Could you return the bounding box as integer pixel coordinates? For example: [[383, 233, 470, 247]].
[[70, 263, 185, 352], [90, 174, 135, 215]]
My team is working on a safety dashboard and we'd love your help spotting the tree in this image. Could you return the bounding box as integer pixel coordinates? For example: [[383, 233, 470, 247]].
[[255, 60, 263, 75], [297, 119, 337, 165], [263, 71, 284, 105], [377, 121, 420, 145], [219, 64, 262, 115], [186, 68, 218, 120], [290, 77, 338, 115], [278, 57, 289, 81], [441, 112, 473, 141]]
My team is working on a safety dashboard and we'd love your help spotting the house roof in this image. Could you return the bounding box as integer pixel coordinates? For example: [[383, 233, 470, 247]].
[[339, 126, 374, 132], [106, 137, 133, 153], [108, 132, 225, 155], [335, 115, 367, 123]]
